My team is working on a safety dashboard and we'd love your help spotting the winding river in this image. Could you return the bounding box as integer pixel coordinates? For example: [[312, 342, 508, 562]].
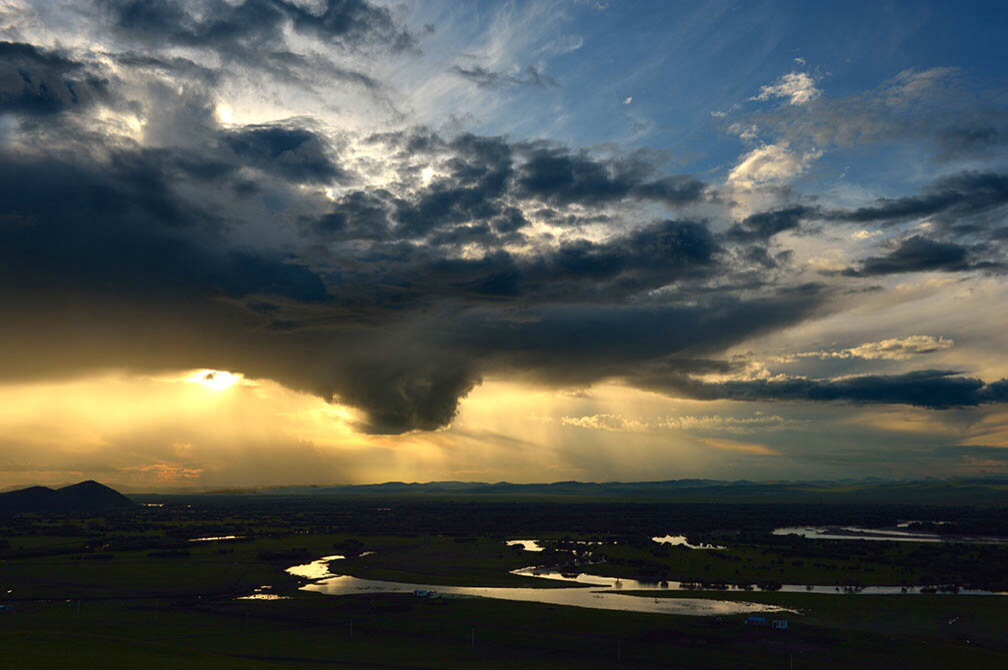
[[300, 573, 797, 616], [277, 540, 1006, 617]]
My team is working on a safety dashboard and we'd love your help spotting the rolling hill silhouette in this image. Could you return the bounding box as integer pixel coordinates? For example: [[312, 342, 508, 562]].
[[0, 480, 134, 513]]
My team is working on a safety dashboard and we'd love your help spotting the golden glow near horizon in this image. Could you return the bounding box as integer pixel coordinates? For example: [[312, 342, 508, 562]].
[[0, 366, 999, 491], [0, 370, 1004, 491]]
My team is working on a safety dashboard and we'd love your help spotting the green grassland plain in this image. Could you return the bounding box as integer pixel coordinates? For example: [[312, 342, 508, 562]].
[[1, 497, 1006, 668]]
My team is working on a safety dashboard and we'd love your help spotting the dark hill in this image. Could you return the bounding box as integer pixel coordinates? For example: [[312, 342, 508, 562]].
[[0, 480, 134, 514]]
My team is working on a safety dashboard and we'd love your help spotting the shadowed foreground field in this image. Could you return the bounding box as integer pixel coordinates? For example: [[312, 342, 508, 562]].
[[2, 590, 1006, 669], [1, 497, 1006, 668]]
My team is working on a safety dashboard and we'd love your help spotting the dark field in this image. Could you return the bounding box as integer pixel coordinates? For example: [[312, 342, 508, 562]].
[[1, 494, 1007, 668]]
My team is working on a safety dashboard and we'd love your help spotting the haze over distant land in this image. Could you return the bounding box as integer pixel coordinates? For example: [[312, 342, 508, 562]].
[[1, 1, 1007, 489]]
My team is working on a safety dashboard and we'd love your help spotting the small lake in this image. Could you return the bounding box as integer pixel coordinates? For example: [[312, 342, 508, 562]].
[[773, 526, 1008, 545], [285, 554, 345, 580], [652, 535, 725, 549]]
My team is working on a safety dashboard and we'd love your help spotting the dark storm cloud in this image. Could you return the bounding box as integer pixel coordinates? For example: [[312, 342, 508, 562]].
[[101, 0, 414, 53], [0, 153, 327, 302], [223, 124, 346, 183], [7, 34, 1004, 438], [724, 206, 809, 242], [1, 79, 808, 437], [112, 52, 220, 83], [844, 236, 990, 276], [0, 136, 738, 434], [313, 191, 392, 241], [335, 351, 481, 434], [319, 219, 721, 307], [457, 286, 827, 382], [735, 245, 792, 271], [96, 0, 412, 89], [834, 172, 1008, 227], [530, 220, 719, 291], [516, 143, 707, 207], [392, 133, 513, 237], [339, 132, 708, 235], [641, 369, 1008, 410], [0, 41, 109, 115]]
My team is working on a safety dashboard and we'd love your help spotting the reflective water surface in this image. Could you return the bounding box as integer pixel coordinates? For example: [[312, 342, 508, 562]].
[[773, 526, 1008, 544], [285, 554, 345, 579], [651, 535, 725, 549], [301, 574, 796, 616], [512, 567, 1008, 596], [285, 541, 1007, 615], [237, 585, 290, 600]]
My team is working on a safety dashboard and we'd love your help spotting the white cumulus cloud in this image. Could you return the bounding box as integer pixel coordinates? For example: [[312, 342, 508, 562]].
[[752, 71, 821, 106], [727, 142, 821, 188]]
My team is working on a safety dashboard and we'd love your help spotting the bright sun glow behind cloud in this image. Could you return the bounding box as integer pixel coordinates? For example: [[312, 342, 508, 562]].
[[186, 369, 246, 392]]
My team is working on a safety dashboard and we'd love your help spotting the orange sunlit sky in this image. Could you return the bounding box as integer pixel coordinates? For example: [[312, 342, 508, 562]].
[[2, 1, 1008, 490]]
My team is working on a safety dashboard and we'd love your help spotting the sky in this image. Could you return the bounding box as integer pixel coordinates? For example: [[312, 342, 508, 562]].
[[1, 0, 1008, 490]]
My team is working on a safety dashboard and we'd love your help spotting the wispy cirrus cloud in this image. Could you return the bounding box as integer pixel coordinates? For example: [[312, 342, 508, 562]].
[[772, 335, 955, 362], [561, 412, 802, 436]]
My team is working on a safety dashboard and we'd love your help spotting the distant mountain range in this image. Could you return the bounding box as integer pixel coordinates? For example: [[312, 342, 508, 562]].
[[9, 478, 1000, 507], [212, 477, 1008, 506], [0, 480, 134, 513]]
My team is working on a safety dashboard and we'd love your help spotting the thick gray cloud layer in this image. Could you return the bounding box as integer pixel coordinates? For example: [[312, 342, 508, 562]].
[[101, 0, 414, 54], [846, 236, 980, 276], [0, 41, 108, 115], [836, 172, 1008, 231], [640, 370, 1008, 410], [1, 6, 1007, 435]]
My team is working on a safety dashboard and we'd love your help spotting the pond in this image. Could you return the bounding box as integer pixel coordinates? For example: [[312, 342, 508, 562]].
[[285, 554, 345, 579], [651, 535, 725, 549]]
